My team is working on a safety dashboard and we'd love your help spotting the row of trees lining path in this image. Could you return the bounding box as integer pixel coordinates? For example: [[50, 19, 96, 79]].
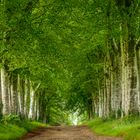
[[0, 0, 140, 123]]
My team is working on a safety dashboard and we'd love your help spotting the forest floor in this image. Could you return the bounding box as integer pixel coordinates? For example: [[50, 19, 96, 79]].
[[21, 126, 122, 140]]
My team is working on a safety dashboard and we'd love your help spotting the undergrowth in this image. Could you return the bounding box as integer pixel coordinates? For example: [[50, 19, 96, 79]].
[[0, 115, 46, 140]]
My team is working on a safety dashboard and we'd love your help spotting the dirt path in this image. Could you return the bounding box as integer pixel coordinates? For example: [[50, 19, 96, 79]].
[[21, 126, 123, 140]]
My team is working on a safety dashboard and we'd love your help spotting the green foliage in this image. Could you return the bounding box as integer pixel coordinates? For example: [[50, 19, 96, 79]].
[[17, 121, 46, 132], [1, 115, 20, 125], [0, 0, 140, 127], [85, 117, 140, 140], [0, 124, 26, 140], [0, 121, 45, 140]]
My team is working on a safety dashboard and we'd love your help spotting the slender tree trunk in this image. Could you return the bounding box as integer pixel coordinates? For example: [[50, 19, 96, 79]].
[[21, 79, 25, 118], [36, 96, 40, 121], [8, 74, 12, 114], [28, 83, 40, 120], [10, 74, 18, 114], [28, 83, 34, 119], [98, 85, 103, 118], [13, 75, 18, 114], [0, 70, 2, 115], [10, 74, 14, 114], [136, 47, 140, 114], [17, 75, 22, 116], [24, 78, 30, 119], [17, 75, 24, 117], [32, 95, 36, 120], [1, 67, 9, 115]]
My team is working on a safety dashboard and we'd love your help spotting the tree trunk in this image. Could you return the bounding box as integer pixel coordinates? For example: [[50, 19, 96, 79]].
[[98, 88, 103, 118], [11, 74, 18, 115], [17, 75, 24, 117], [24, 78, 30, 119], [0, 70, 2, 115], [120, 23, 129, 117], [1, 67, 9, 115], [10, 74, 14, 114], [128, 44, 138, 114], [8, 74, 12, 114], [28, 83, 34, 120], [136, 47, 140, 114], [112, 55, 122, 118], [28, 83, 40, 120]]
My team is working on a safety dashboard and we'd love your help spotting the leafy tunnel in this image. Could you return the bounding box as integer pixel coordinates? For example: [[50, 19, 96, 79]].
[[0, 0, 140, 126]]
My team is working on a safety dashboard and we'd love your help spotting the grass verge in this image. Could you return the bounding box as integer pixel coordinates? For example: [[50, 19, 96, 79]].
[[0, 121, 46, 140], [84, 116, 140, 140]]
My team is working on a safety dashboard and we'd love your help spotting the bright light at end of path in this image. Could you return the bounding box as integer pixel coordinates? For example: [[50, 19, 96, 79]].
[[73, 117, 78, 125], [70, 113, 78, 125]]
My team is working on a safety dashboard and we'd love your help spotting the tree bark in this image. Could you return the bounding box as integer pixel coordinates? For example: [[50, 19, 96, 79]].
[[0, 69, 2, 115], [28, 82, 40, 120], [1, 67, 9, 115], [136, 47, 140, 114], [24, 78, 30, 119]]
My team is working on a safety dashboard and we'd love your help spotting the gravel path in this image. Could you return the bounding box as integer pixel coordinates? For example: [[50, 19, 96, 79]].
[[21, 126, 123, 140]]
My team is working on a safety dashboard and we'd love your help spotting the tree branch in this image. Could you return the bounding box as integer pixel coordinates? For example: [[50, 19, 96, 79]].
[[112, 38, 118, 50], [134, 37, 140, 49], [34, 83, 41, 92]]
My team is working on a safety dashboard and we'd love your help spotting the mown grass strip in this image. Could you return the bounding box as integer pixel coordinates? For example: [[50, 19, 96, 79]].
[[0, 121, 46, 140], [85, 116, 140, 140]]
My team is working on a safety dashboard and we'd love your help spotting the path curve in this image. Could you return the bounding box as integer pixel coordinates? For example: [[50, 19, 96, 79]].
[[21, 126, 123, 140]]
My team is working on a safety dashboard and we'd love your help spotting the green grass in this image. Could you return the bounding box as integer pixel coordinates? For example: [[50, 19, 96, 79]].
[[0, 121, 46, 140], [84, 116, 140, 140]]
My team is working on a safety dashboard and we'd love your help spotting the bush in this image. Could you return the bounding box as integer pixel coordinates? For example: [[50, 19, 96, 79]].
[[1, 115, 20, 125], [0, 121, 46, 140]]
